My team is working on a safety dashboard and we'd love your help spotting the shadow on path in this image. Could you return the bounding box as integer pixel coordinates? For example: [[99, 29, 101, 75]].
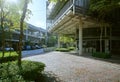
[[68, 51, 120, 64]]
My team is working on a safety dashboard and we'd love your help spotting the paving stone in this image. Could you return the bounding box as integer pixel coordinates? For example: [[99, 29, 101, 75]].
[[23, 51, 120, 82]]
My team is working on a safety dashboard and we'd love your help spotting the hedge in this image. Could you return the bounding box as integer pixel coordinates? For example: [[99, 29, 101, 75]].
[[92, 52, 111, 58], [0, 61, 45, 81], [55, 48, 70, 52]]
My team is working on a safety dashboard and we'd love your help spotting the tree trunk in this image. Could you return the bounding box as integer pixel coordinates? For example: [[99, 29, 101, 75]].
[[0, 6, 5, 62], [18, 0, 28, 66]]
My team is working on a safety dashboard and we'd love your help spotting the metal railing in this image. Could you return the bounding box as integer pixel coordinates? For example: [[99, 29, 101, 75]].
[[53, 0, 73, 23], [47, 0, 90, 30]]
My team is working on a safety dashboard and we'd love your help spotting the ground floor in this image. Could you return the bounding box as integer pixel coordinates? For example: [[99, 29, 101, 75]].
[[23, 51, 120, 82], [57, 25, 120, 56]]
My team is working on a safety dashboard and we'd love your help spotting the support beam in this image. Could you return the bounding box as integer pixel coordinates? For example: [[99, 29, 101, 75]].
[[104, 27, 109, 53], [57, 34, 60, 48], [78, 21, 83, 55]]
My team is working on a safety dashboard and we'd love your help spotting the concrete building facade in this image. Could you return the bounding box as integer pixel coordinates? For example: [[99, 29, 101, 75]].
[[46, 0, 120, 56], [0, 23, 46, 50]]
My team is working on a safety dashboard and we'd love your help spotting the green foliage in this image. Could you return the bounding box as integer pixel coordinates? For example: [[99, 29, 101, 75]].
[[0, 52, 18, 57], [21, 61, 45, 80], [49, 0, 68, 19], [92, 52, 111, 58], [55, 48, 70, 52], [60, 36, 74, 43], [0, 61, 45, 81], [89, 0, 120, 24], [0, 52, 18, 63], [68, 47, 75, 50], [47, 34, 57, 47], [0, 56, 18, 63]]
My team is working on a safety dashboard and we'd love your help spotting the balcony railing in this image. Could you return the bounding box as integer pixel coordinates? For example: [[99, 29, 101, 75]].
[[47, 0, 90, 30], [52, 0, 73, 23], [75, 0, 90, 15], [47, 0, 73, 29]]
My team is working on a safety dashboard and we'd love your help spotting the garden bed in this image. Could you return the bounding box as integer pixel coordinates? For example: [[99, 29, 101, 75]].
[[92, 52, 111, 59], [0, 52, 18, 63], [0, 61, 45, 81]]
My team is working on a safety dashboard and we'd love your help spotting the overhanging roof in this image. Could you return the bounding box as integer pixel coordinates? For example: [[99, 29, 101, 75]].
[[49, 10, 98, 35]]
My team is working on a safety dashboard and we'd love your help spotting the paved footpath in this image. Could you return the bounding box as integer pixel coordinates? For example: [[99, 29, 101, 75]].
[[23, 51, 120, 82]]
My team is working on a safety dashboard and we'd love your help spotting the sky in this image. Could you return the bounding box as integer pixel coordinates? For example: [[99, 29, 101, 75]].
[[27, 0, 47, 29]]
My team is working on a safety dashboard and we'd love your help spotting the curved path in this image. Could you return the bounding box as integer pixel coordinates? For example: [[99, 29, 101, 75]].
[[23, 51, 120, 82]]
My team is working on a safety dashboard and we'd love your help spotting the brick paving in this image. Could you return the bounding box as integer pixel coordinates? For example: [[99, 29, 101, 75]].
[[23, 51, 120, 82]]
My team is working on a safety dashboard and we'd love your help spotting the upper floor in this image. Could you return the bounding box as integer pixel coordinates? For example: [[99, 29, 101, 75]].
[[46, 0, 90, 30], [13, 23, 46, 39]]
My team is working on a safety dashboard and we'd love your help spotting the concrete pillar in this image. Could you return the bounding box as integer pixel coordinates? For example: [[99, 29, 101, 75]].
[[104, 27, 109, 53], [75, 28, 79, 53], [105, 40, 109, 53], [57, 35, 60, 48], [78, 23, 83, 55]]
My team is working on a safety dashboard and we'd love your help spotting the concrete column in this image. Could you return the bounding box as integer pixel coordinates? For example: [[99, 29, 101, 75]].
[[78, 23, 83, 55], [75, 28, 79, 52], [105, 40, 109, 53], [104, 27, 109, 53], [57, 35, 60, 48]]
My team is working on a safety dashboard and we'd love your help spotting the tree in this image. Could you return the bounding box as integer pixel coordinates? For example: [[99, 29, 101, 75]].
[[0, 0, 31, 65], [89, 0, 120, 24], [0, 0, 20, 60], [18, 0, 31, 66]]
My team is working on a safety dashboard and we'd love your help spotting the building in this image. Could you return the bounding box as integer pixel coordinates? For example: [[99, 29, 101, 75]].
[[0, 23, 46, 50], [46, 0, 120, 56]]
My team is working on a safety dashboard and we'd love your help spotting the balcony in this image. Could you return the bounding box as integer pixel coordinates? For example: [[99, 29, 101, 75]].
[[47, 0, 90, 31]]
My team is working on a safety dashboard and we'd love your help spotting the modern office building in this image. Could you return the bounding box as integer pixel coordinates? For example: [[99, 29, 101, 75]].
[[46, 0, 120, 56]]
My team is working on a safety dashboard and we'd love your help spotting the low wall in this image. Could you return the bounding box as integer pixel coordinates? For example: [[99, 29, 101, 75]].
[[22, 47, 55, 57], [22, 49, 44, 57], [43, 47, 55, 52]]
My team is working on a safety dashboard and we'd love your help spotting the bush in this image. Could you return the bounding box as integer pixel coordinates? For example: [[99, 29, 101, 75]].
[[0, 61, 45, 81], [92, 52, 111, 58], [68, 47, 75, 50], [21, 61, 45, 80], [0, 56, 18, 63], [55, 48, 70, 52], [0, 52, 18, 63]]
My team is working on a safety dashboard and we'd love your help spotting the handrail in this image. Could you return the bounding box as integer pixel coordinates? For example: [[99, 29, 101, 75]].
[[47, 0, 90, 30]]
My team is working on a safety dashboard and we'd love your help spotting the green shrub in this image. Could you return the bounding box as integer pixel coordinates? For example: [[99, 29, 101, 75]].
[[0, 61, 45, 81], [0, 52, 18, 63], [0, 56, 18, 63], [21, 61, 45, 80], [55, 48, 60, 51], [68, 47, 75, 50], [55, 48, 70, 52], [92, 52, 111, 58], [0, 52, 18, 57]]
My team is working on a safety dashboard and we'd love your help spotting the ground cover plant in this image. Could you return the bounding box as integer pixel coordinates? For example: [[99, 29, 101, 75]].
[[0, 61, 45, 81], [0, 52, 18, 63], [92, 52, 111, 58], [55, 48, 70, 52]]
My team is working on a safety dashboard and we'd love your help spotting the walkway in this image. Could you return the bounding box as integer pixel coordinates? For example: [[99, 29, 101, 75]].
[[23, 51, 120, 82]]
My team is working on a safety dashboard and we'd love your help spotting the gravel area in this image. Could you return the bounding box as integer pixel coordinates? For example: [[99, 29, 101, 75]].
[[23, 51, 120, 82]]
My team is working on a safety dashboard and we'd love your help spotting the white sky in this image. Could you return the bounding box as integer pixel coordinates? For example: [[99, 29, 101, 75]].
[[27, 0, 47, 29]]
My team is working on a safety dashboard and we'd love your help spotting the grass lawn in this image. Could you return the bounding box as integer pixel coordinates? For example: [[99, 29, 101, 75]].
[[0, 51, 18, 57]]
